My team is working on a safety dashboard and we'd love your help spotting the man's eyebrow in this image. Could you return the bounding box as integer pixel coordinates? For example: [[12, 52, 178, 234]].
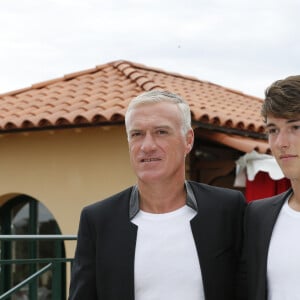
[[128, 128, 141, 133], [266, 119, 300, 127], [154, 125, 171, 129], [265, 123, 275, 128], [287, 119, 300, 124]]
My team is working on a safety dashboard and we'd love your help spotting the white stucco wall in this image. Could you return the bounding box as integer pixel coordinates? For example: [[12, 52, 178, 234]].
[[0, 125, 136, 261]]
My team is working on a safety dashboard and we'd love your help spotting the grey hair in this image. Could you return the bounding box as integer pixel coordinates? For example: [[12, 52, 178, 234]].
[[125, 90, 192, 137]]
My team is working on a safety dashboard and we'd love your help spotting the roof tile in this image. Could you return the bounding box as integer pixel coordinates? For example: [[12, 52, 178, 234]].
[[0, 59, 265, 137]]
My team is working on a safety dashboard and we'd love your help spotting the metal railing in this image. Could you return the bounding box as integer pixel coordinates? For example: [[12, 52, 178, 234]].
[[0, 235, 77, 300]]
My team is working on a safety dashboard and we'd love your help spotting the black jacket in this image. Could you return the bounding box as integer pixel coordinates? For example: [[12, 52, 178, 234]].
[[69, 181, 246, 300], [239, 188, 292, 300]]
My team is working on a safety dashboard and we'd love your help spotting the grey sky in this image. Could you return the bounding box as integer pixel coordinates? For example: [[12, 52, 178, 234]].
[[1, 0, 299, 97]]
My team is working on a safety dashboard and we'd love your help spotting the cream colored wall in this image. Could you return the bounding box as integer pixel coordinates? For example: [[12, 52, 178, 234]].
[[0, 125, 136, 277]]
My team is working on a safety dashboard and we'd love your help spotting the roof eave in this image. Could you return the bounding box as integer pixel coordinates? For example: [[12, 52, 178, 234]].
[[192, 121, 267, 140]]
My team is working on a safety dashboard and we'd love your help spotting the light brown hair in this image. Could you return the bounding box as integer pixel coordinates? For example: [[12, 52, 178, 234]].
[[261, 75, 300, 122]]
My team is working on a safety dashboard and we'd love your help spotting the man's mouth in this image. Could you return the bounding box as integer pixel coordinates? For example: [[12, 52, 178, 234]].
[[279, 154, 297, 159], [141, 158, 161, 162]]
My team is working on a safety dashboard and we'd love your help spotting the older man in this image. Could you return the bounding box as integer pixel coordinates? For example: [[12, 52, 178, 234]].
[[69, 90, 246, 300]]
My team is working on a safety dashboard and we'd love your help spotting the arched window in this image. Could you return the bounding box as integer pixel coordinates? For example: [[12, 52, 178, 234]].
[[0, 195, 66, 300]]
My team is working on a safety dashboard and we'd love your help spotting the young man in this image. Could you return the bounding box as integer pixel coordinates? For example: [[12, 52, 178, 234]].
[[242, 75, 300, 300], [68, 90, 246, 300]]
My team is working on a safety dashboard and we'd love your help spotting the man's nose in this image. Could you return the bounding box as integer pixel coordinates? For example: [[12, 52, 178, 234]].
[[140, 133, 156, 152], [276, 130, 290, 149]]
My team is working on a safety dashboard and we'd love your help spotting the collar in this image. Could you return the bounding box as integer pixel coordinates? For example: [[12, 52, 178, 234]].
[[129, 181, 198, 219]]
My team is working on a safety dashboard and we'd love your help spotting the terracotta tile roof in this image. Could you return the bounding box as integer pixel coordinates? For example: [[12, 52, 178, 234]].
[[0, 60, 265, 138], [197, 130, 270, 154]]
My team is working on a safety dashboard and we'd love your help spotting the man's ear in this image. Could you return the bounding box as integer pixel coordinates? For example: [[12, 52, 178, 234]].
[[186, 129, 194, 154]]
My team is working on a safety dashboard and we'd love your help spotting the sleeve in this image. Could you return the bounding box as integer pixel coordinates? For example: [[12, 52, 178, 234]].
[[236, 201, 253, 300], [68, 208, 97, 300]]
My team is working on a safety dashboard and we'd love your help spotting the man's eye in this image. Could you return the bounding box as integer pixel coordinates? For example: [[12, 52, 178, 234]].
[[292, 125, 300, 131], [266, 128, 278, 135], [131, 132, 141, 138], [157, 130, 167, 135]]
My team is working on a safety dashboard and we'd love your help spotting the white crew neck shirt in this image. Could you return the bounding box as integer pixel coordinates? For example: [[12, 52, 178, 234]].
[[267, 198, 300, 300], [131, 205, 204, 300]]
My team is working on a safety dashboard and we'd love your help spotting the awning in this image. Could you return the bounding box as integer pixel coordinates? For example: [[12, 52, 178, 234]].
[[234, 150, 284, 187]]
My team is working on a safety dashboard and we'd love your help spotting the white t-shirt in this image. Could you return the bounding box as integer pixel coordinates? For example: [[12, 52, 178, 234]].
[[131, 205, 205, 300], [267, 198, 300, 300]]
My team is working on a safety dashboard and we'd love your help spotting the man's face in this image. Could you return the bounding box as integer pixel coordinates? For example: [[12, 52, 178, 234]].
[[266, 115, 300, 181], [126, 101, 194, 184]]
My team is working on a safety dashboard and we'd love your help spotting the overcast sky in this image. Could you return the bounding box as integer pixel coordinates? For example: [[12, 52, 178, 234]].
[[1, 0, 299, 97]]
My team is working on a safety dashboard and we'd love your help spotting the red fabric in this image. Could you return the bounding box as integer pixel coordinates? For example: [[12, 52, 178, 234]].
[[246, 171, 291, 202]]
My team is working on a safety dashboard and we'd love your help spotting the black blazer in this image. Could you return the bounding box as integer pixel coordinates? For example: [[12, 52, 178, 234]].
[[68, 181, 246, 300], [240, 188, 293, 300]]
